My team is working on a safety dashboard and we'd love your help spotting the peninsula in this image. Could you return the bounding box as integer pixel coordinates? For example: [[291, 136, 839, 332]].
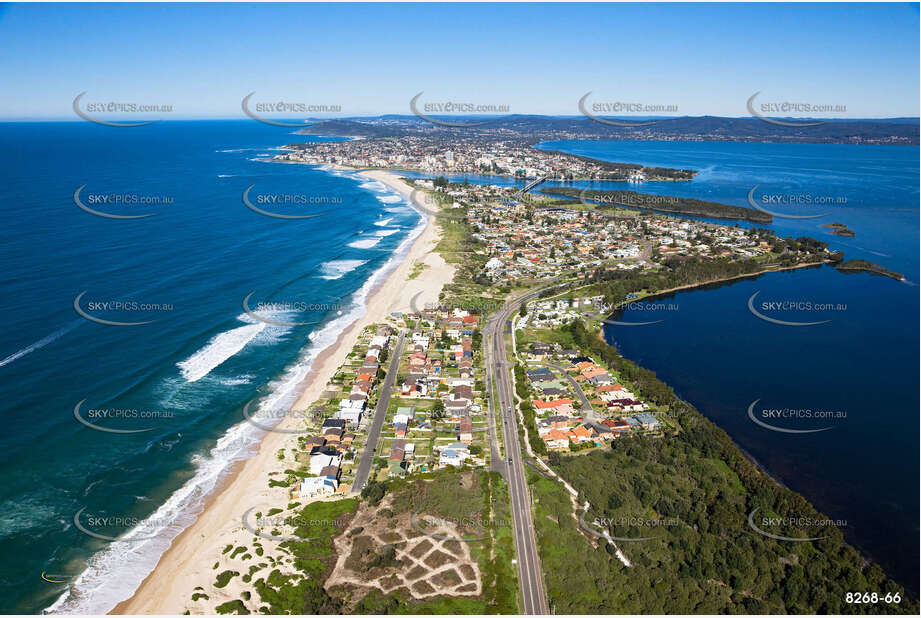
[[542, 186, 772, 223]]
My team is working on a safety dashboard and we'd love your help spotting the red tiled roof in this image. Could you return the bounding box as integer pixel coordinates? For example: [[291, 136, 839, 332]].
[[533, 398, 573, 409]]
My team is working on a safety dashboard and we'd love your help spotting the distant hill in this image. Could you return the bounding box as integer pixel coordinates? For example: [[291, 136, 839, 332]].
[[296, 114, 919, 145]]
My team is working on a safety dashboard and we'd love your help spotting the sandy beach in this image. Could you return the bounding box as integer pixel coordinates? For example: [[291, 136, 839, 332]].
[[113, 170, 455, 614]]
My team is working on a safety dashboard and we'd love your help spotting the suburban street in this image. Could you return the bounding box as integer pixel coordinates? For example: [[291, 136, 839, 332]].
[[485, 286, 553, 615], [351, 330, 405, 494], [541, 362, 595, 421]]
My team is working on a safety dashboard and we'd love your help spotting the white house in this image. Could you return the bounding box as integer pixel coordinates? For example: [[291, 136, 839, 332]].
[[309, 453, 342, 475], [439, 448, 469, 467], [339, 398, 365, 411], [299, 477, 337, 497], [334, 408, 363, 424]]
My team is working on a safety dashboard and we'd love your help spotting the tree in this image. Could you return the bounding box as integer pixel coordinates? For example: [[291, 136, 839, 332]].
[[361, 480, 387, 506], [431, 398, 446, 421]]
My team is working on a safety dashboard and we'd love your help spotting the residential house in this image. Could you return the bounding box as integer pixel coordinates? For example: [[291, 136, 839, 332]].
[[335, 408, 363, 425], [299, 476, 337, 497], [309, 453, 342, 475], [395, 408, 414, 421], [607, 398, 646, 413], [323, 426, 344, 440], [454, 384, 474, 401], [348, 393, 368, 406], [571, 424, 595, 443], [352, 380, 372, 395], [446, 398, 470, 416], [458, 416, 473, 443], [587, 422, 614, 441], [393, 412, 410, 438], [540, 415, 569, 429], [605, 419, 631, 434], [588, 373, 614, 387], [632, 413, 661, 431], [320, 464, 341, 481], [439, 445, 470, 467], [401, 376, 426, 397], [541, 428, 571, 449], [304, 436, 326, 450], [533, 398, 574, 416], [526, 367, 554, 382]]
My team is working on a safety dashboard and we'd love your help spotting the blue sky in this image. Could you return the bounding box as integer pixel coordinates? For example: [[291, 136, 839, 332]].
[[1, 2, 918, 120]]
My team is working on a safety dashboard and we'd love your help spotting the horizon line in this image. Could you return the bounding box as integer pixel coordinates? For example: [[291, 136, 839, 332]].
[[2, 114, 919, 123]]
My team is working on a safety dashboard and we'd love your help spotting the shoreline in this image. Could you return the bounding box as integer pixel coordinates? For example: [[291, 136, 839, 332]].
[[276, 142, 692, 183], [110, 170, 455, 614], [609, 259, 830, 310], [595, 260, 916, 594], [594, 262, 834, 485]]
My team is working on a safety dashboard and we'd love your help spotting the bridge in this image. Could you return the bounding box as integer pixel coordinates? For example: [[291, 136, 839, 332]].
[[515, 177, 547, 200]]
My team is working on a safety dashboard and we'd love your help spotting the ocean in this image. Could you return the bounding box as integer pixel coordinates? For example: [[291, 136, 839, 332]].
[[0, 121, 423, 614]]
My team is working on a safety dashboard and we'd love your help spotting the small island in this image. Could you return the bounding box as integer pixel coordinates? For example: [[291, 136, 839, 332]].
[[823, 222, 856, 237], [542, 187, 772, 223], [835, 259, 905, 281]]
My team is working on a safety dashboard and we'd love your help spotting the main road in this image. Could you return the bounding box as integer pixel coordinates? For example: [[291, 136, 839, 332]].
[[485, 284, 558, 615], [351, 329, 405, 494]]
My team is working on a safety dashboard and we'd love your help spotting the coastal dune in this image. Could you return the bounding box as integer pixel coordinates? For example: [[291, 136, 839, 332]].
[[112, 170, 454, 614]]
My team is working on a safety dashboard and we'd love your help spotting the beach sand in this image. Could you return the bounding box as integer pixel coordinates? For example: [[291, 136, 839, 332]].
[[113, 170, 454, 614]]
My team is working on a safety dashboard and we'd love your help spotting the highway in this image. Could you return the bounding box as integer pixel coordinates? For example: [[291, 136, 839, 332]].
[[484, 286, 553, 615], [351, 330, 405, 494]]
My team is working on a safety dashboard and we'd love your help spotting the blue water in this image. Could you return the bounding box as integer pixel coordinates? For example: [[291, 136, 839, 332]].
[[607, 267, 919, 592], [0, 121, 422, 613], [542, 140, 921, 591], [537, 140, 920, 281]]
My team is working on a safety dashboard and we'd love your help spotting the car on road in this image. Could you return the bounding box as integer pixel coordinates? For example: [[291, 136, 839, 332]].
[[508, 458, 513, 463]]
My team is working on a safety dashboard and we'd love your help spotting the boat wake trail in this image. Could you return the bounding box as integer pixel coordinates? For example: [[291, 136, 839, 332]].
[[0, 321, 80, 369]]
